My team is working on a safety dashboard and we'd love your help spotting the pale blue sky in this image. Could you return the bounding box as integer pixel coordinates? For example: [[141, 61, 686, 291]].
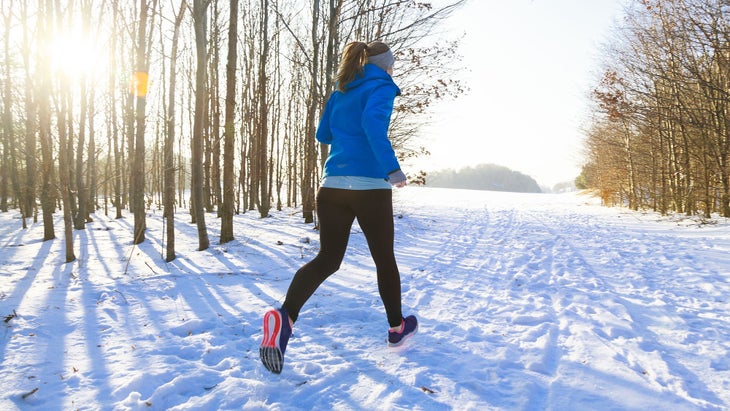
[[415, 0, 626, 187]]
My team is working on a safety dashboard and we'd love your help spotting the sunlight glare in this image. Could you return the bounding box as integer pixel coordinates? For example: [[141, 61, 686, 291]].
[[48, 30, 104, 79]]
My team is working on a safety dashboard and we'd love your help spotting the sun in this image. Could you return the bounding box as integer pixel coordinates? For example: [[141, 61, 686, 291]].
[[47, 29, 105, 79]]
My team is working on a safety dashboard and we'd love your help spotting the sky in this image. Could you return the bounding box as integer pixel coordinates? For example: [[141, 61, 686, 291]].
[[414, 0, 627, 188]]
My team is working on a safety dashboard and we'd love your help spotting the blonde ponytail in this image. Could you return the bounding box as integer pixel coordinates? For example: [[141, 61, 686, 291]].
[[334, 42, 368, 92]]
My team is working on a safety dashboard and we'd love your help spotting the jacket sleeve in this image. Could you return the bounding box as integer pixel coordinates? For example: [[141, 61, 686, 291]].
[[362, 84, 401, 174], [316, 94, 335, 144]]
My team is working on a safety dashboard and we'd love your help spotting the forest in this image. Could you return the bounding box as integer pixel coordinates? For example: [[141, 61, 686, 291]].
[[426, 163, 542, 193], [581, 0, 730, 218], [0, 0, 466, 262]]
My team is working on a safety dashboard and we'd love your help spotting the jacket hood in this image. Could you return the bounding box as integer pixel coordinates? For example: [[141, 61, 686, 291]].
[[344, 63, 401, 94]]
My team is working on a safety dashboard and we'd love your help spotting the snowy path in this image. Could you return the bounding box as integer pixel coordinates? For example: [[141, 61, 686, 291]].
[[1, 187, 729, 410], [394, 190, 730, 410]]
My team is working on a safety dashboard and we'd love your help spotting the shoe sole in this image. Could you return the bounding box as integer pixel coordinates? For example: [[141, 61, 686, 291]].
[[260, 310, 284, 374], [387, 323, 419, 348]]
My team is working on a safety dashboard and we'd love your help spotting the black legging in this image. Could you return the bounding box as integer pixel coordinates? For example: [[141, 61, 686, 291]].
[[282, 187, 403, 327]]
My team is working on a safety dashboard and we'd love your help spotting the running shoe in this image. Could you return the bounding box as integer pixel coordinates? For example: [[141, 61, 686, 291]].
[[387, 315, 418, 347], [259, 307, 292, 374]]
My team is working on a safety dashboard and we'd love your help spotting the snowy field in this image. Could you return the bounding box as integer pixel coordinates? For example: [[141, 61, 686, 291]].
[[1, 187, 729, 410]]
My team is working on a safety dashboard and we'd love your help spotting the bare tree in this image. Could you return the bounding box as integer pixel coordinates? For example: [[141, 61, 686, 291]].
[[131, 0, 150, 244], [255, 0, 271, 218], [57, 87, 76, 262], [53, 0, 76, 262], [583, 0, 730, 217], [206, 0, 221, 214], [164, 0, 187, 260], [2, 0, 469, 253], [20, 1, 38, 225], [220, 0, 238, 243], [106, 2, 123, 219], [191, 0, 210, 250], [36, 0, 56, 241], [300, 0, 321, 224], [1, 2, 13, 213]]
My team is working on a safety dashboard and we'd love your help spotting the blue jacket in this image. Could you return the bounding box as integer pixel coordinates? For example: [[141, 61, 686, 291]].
[[316, 63, 402, 179]]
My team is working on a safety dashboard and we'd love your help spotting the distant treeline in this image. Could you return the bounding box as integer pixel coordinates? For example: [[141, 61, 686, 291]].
[[426, 164, 542, 193]]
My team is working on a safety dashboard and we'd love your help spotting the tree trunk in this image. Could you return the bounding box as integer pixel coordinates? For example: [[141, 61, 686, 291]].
[[87, 87, 96, 218], [55, 0, 75, 263], [220, 0, 239, 244], [132, 0, 150, 244], [301, 0, 321, 224], [74, 77, 88, 229], [58, 88, 76, 263], [37, 0, 55, 241], [108, 2, 123, 219], [192, 0, 210, 251], [164, 0, 186, 261], [1, 7, 12, 213], [256, 0, 271, 218], [209, 1, 222, 215], [20, 1, 37, 225]]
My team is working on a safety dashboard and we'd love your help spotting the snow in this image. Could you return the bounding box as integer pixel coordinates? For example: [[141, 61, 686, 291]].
[[1, 187, 729, 410]]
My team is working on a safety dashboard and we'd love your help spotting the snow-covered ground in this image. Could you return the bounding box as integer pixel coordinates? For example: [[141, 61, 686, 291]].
[[1, 187, 729, 410]]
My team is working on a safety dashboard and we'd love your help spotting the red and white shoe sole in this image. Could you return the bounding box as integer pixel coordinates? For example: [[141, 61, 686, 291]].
[[260, 310, 284, 374]]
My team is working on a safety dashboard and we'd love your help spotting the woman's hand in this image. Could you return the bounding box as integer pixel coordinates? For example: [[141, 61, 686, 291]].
[[388, 170, 407, 188]]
